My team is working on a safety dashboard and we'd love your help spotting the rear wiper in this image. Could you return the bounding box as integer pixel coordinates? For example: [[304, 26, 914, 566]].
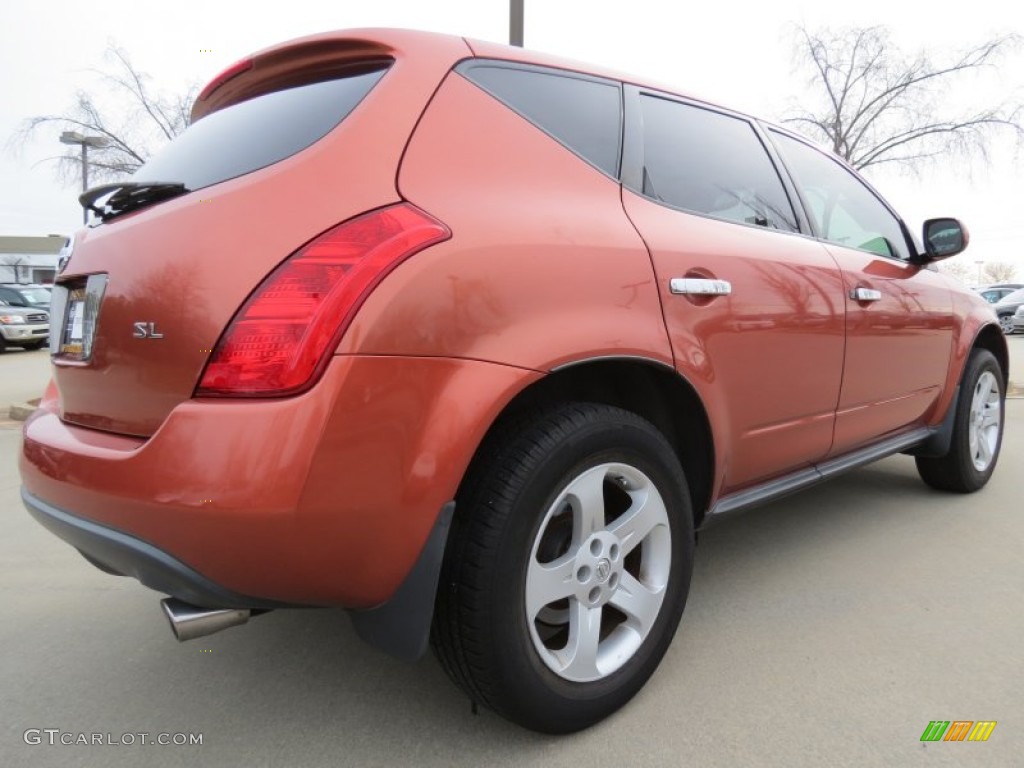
[[80, 181, 189, 222]]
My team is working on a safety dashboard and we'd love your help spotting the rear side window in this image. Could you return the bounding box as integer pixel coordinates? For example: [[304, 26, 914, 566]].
[[638, 95, 798, 232], [460, 63, 622, 177], [134, 64, 389, 192]]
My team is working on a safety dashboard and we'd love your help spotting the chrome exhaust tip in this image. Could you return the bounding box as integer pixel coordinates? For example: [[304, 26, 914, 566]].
[[161, 597, 252, 642]]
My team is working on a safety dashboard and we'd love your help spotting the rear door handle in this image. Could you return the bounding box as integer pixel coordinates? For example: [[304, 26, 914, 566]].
[[670, 278, 732, 296], [850, 287, 882, 302]]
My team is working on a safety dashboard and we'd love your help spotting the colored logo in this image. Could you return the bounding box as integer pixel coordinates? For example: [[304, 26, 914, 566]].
[[921, 721, 996, 742]]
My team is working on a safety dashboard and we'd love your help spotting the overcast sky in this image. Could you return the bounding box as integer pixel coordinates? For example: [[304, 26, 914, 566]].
[[2, 0, 1022, 279]]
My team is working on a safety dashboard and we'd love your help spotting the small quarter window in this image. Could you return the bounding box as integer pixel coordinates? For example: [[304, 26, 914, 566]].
[[460, 64, 622, 177]]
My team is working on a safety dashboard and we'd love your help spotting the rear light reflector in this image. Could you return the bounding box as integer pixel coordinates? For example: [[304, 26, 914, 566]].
[[196, 203, 450, 397]]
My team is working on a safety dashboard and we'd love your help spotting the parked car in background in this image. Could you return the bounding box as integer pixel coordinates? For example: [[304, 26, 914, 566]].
[[0, 301, 48, 351], [19, 29, 1009, 734], [994, 287, 1024, 334], [975, 283, 1023, 305], [0, 283, 52, 311], [1013, 305, 1024, 333]]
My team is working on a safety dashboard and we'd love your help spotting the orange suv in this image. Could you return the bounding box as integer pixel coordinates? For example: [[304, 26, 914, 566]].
[[21, 29, 1008, 733]]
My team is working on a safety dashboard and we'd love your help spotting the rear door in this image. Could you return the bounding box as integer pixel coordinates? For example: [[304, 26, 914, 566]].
[[621, 88, 847, 493], [768, 130, 954, 454]]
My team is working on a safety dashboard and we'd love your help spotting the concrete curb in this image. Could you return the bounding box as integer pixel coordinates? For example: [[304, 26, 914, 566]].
[[8, 398, 40, 422]]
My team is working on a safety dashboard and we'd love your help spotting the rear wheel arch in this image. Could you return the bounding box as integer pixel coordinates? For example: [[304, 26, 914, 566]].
[[459, 357, 715, 529]]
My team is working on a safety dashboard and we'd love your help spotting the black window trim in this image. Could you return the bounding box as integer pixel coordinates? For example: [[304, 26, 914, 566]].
[[763, 125, 919, 263], [621, 84, 806, 237], [455, 59, 624, 181]]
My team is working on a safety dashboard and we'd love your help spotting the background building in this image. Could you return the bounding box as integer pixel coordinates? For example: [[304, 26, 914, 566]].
[[0, 235, 67, 284]]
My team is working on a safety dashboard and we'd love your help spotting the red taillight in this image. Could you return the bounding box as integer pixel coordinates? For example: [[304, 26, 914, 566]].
[[196, 204, 450, 397], [198, 58, 254, 101]]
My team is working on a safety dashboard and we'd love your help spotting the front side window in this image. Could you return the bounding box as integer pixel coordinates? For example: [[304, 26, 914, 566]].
[[770, 131, 910, 260], [638, 95, 798, 232]]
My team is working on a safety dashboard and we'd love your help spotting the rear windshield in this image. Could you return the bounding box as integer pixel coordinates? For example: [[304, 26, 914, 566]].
[[133, 64, 389, 192]]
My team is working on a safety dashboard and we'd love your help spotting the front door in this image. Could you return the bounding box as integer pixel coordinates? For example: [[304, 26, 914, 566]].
[[768, 130, 954, 455]]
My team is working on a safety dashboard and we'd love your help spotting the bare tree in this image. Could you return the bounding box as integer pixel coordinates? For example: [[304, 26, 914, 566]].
[[938, 259, 974, 285], [16, 46, 197, 186], [983, 262, 1019, 283], [784, 25, 1023, 171], [0, 255, 29, 283]]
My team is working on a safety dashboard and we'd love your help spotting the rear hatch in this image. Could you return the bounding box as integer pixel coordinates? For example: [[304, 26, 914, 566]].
[[52, 30, 468, 436]]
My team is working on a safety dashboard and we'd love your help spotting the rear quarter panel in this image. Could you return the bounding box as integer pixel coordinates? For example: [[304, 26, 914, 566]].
[[337, 70, 673, 371]]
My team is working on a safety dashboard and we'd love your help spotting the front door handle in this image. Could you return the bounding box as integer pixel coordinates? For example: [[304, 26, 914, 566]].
[[850, 287, 882, 302], [670, 278, 732, 296]]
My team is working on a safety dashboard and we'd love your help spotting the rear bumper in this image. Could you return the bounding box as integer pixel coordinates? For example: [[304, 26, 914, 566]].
[[20, 354, 539, 608], [22, 488, 290, 609]]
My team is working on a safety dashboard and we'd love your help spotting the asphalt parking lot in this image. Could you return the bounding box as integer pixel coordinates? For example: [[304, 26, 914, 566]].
[[1, 341, 1022, 767]]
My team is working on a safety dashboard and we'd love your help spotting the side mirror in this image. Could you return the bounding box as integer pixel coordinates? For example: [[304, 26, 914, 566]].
[[920, 218, 968, 261]]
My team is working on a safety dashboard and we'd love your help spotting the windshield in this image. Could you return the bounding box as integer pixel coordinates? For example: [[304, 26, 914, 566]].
[[18, 288, 51, 303]]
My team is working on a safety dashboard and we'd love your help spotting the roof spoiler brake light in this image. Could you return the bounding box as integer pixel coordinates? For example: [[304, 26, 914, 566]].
[[198, 58, 254, 102]]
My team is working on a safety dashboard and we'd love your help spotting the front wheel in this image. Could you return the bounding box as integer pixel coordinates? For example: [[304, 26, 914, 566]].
[[432, 403, 694, 733], [998, 314, 1014, 335], [916, 349, 1004, 492]]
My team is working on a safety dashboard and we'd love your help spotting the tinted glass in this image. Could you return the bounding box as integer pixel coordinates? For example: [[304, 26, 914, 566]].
[[638, 96, 797, 231], [463, 65, 621, 176], [134, 66, 388, 192], [771, 131, 909, 260]]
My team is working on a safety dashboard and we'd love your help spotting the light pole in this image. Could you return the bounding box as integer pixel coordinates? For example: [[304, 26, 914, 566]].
[[510, 0, 524, 46], [59, 131, 108, 224]]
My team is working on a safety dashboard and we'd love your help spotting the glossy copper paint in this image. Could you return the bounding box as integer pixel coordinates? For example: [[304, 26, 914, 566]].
[[340, 73, 673, 369], [621, 191, 846, 492], [20, 29, 1003, 612], [825, 246, 955, 455], [22, 356, 539, 605], [54, 30, 471, 437]]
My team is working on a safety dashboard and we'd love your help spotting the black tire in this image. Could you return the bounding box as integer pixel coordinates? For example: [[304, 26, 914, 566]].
[[0, 337, 6, 353], [916, 349, 1004, 492], [432, 402, 694, 733]]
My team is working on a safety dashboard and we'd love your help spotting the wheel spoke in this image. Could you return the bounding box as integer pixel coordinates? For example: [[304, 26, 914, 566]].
[[976, 433, 993, 465], [558, 601, 603, 680], [610, 571, 663, 635], [525, 554, 577, 621], [606, 488, 664, 557], [567, 467, 607, 542], [982, 408, 1000, 429]]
